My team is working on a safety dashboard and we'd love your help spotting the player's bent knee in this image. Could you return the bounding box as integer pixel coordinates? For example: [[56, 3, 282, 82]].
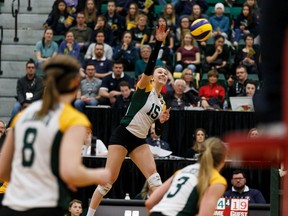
[[97, 183, 112, 196], [147, 173, 162, 189]]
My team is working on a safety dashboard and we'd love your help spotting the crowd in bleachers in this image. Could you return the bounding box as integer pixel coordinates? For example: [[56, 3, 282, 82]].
[[26, 0, 263, 114]]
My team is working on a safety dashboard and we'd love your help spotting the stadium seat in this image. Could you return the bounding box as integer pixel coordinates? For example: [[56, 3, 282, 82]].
[[101, 4, 107, 14], [230, 7, 242, 20], [248, 74, 259, 82]]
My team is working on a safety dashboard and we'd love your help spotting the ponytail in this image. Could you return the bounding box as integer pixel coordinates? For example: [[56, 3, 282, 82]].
[[197, 137, 227, 206]]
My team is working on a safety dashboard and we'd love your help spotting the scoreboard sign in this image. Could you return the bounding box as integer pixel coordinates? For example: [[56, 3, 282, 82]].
[[213, 198, 249, 216]]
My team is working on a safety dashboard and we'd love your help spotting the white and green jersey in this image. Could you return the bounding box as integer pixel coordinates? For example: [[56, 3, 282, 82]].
[[150, 163, 227, 216], [3, 101, 90, 211], [121, 83, 166, 139]]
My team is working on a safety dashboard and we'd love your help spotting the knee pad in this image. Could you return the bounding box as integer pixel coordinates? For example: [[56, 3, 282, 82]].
[[97, 183, 112, 196], [147, 173, 162, 189]]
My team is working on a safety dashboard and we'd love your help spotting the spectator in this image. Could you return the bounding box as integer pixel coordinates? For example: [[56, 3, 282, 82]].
[[181, 68, 199, 97], [175, 16, 191, 48], [162, 3, 177, 38], [248, 128, 259, 138], [130, 14, 151, 49], [135, 45, 163, 81], [0, 120, 6, 150], [112, 81, 134, 109], [83, 0, 97, 30], [209, 3, 230, 41], [189, 3, 208, 24], [204, 34, 229, 76], [199, 70, 225, 110], [81, 43, 113, 79], [83, 128, 108, 156], [104, 0, 125, 46], [134, 181, 152, 200], [227, 65, 249, 97], [146, 123, 171, 151], [98, 60, 135, 105], [43, 0, 71, 36], [11, 59, 44, 119], [112, 31, 139, 71], [224, 169, 266, 203], [174, 0, 208, 16], [69, 11, 92, 53], [174, 32, 200, 73], [90, 15, 113, 45], [234, 33, 260, 74], [66, 199, 83, 216], [233, 4, 259, 47], [125, 2, 139, 30], [85, 30, 113, 60], [164, 79, 198, 110], [245, 80, 257, 97], [34, 28, 58, 69], [58, 31, 80, 60], [74, 63, 102, 112], [64, 0, 78, 18], [185, 128, 207, 158], [134, 0, 155, 28]]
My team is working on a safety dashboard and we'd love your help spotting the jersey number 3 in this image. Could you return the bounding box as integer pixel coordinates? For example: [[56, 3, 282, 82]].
[[147, 103, 161, 119], [22, 128, 37, 167]]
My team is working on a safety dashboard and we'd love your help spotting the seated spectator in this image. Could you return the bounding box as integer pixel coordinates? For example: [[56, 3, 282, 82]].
[[204, 34, 229, 76], [224, 169, 266, 203], [175, 16, 191, 47], [245, 80, 257, 97], [209, 3, 230, 42], [162, 3, 177, 40], [98, 60, 135, 105], [134, 181, 152, 200], [149, 17, 174, 59], [84, 0, 97, 30], [85, 30, 113, 60], [104, 0, 125, 46], [43, 0, 71, 36], [64, 0, 78, 18], [81, 43, 113, 79], [164, 79, 198, 110], [113, 31, 139, 71], [185, 128, 207, 158], [112, 81, 134, 109], [245, 0, 260, 44], [199, 70, 225, 110], [58, 31, 80, 60], [135, 45, 163, 81], [188, 3, 208, 24], [11, 59, 44, 119], [174, 32, 200, 73], [234, 33, 260, 74], [34, 28, 58, 69], [174, 0, 208, 16], [181, 68, 199, 97], [135, 0, 155, 28], [83, 128, 108, 156], [69, 11, 92, 53], [90, 15, 113, 45], [146, 123, 171, 151], [125, 2, 139, 30], [74, 63, 102, 112], [0, 120, 6, 150], [227, 65, 249, 97], [233, 4, 259, 47], [66, 199, 83, 216], [248, 128, 259, 138], [130, 14, 151, 49]]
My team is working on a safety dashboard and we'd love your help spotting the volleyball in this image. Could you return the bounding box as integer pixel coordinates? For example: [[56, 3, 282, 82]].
[[190, 18, 212, 41]]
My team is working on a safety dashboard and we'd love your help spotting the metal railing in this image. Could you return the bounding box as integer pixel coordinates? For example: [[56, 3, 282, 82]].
[[0, 26, 3, 75], [11, 0, 19, 42]]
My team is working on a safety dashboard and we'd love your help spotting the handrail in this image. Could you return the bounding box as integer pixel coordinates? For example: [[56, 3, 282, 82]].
[[27, 0, 32, 11], [0, 26, 3, 75], [11, 0, 20, 42]]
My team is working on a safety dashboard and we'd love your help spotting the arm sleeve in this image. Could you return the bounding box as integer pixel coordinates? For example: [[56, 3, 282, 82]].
[[143, 40, 162, 76]]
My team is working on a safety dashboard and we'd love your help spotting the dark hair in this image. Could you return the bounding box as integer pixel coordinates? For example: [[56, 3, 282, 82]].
[[26, 59, 35, 67], [113, 59, 124, 66], [232, 169, 246, 178], [214, 34, 225, 42], [245, 79, 257, 88], [85, 62, 96, 70], [119, 81, 131, 89], [42, 27, 54, 47], [193, 128, 207, 139], [244, 33, 254, 41], [236, 65, 248, 73], [95, 29, 105, 37]]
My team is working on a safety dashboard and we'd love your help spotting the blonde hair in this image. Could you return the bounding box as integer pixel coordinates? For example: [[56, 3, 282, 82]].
[[84, 0, 97, 24], [181, 31, 194, 46], [163, 3, 176, 26], [197, 137, 227, 206], [37, 55, 80, 117]]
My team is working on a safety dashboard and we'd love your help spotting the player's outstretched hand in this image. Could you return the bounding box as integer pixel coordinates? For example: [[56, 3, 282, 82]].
[[155, 23, 170, 42]]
